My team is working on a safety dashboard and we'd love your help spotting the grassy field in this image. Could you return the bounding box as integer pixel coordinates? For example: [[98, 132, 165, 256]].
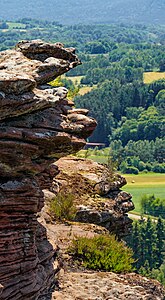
[[124, 173, 165, 213], [78, 86, 94, 95], [7, 22, 26, 29], [66, 75, 96, 95], [75, 150, 109, 164], [143, 72, 165, 84]]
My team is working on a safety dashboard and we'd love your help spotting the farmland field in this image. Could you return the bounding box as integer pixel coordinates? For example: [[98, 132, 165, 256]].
[[124, 173, 165, 214], [78, 86, 94, 95], [143, 72, 165, 84]]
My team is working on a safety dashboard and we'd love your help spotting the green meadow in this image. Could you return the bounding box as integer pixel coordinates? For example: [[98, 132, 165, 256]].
[[124, 173, 165, 213], [76, 149, 109, 164]]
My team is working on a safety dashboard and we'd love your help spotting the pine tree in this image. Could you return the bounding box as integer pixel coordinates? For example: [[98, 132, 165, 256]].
[[145, 217, 157, 269], [139, 219, 148, 269], [126, 218, 165, 276], [132, 222, 142, 269], [155, 217, 165, 268]]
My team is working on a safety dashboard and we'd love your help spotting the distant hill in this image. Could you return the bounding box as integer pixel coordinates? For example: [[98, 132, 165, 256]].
[[0, 0, 165, 25]]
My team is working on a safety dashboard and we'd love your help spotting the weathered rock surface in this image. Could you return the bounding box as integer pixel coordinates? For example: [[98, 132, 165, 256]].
[[0, 41, 96, 299], [45, 157, 134, 236], [39, 222, 165, 300], [53, 271, 165, 300]]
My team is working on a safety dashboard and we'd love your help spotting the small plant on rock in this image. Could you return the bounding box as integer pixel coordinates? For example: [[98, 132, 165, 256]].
[[50, 191, 76, 221], [68, 234, 135, 273]]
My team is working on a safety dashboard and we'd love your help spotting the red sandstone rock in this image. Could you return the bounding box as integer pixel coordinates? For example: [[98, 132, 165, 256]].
[[0, 40, 96, 300]]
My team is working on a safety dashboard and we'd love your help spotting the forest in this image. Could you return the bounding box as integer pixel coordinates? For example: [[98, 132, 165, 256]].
[[0, 0, 164, 25], [126, 217, 165, 286]]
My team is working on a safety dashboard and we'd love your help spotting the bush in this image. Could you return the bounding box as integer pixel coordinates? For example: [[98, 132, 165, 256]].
[[125, 166, 139, 174], [50, 191, 76, 221], [69, 234, 134, 273]]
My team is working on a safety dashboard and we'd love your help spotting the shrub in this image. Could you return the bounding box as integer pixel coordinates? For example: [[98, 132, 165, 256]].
[[68, 234, 134, 273], [50, 191, 76, 221]]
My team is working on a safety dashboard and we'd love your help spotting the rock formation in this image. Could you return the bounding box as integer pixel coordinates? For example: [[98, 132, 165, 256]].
[[0, 40, 97, 299], [44, 156, 134, 237]]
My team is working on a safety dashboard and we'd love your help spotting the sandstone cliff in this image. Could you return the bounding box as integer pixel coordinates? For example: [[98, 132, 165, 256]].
[[0, 40, 96, 300]]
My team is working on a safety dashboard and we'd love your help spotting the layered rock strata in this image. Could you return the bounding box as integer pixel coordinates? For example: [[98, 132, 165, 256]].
[[0, 41, 96, 299], [45, 157, 134, 236]]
